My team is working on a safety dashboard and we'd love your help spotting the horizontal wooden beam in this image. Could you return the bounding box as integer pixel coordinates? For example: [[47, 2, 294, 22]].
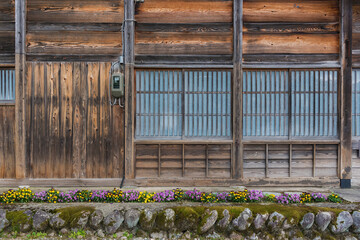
[[135, 140, 233, 144], [0, 177, 340, 188], [26, 54, 120, 62], [243, 140, 341, 144]]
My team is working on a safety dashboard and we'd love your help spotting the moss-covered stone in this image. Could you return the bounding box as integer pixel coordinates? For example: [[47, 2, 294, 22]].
[[155, 209, 175, 231], [6, 211, 32, 233], [198, 209, 218, 234], [139, 209, 156, 231], [173, 207, 200, 232], [55, 206, 94, 229]]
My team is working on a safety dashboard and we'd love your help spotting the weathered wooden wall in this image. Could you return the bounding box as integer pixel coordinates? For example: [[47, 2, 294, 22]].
[[25, 62, 124, 178], [0, 105, 15, 178], [135, 144, 232, 179], [243, 0, 339, 64], [134, 0, 233, 64], [353, 150, 360, 183], [353, 1, 360, 67], [243, 144, 338, 178], [0, 0, 15, 64], [26, 0, 124, 61]]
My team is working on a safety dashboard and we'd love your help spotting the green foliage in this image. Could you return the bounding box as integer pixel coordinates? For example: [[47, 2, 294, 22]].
[[328, 192, 342, 203], [123, 231, 133, 240], [26, 231, 47, 239], [69, 229, 86, 239]]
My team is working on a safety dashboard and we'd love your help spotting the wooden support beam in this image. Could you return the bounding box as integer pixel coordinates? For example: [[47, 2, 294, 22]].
[[233, 0, 243, 179], [124, 0, 135, 179], [340, 0, 352, 187], [15, 0, 27, 179], [0, 178, 340, 188]]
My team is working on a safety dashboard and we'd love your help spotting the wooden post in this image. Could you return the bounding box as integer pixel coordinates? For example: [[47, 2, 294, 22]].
[[124, 0, 135, 179], [15, 0, 26, 179], [233, 0, 243, 179], [340, 0, 352, 188]]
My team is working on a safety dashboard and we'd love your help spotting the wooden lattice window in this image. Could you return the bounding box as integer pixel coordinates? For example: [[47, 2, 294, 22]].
[[0, 69, 15, 103], [243, 69, 339, 139], [135, 69, 232, 139]]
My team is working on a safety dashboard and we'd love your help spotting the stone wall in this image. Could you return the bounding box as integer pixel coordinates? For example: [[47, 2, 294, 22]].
[[0, 204, 359, 239]]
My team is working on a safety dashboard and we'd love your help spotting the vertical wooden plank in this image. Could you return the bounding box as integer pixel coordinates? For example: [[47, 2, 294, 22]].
[[3, 106, 16, 179], [125, 0, 135, 179], [50, 63, 61, 178], [37, 63, 46, 177], [44, 63, 51, 178], [86, 62, 100, 178], [340, 0, 352, 187], [80, 62, 88, 178], [72, 62, 81, 178], [64, 62, 73, 178], [45, 63, 52, 178], [15, 0, 26, 179], [29, 63, 35, 178], [233, 0, 243, 179], [0, 107, 4, 178], [99, 62, 108, 178], [25, 63, 32, 177], [111, 104, 123, 178]]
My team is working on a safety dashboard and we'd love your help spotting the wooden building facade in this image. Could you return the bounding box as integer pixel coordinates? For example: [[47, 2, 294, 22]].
[[0, 0, 358, 187]]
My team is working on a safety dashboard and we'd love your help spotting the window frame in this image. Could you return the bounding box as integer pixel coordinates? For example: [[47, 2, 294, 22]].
[[0, 67, 15, 105], [134, 68, 233, 141], [242, 68, 340, 141]]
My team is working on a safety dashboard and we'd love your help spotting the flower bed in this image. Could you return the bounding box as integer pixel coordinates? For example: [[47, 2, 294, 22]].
[[0, 188, 342, 205]]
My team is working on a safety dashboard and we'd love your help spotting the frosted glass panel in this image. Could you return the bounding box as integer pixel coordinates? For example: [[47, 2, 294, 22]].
[[291, 70, 338, 137], [136, 70, 183, 138], [184, 71, 231, 137], [243, 70, 289, 137], [136, 70, 231, 138], [0, 69, 15, 101]]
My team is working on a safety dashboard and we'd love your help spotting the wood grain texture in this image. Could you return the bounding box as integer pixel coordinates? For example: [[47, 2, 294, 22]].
[[340, 0, 352, 180], [0, 0, 14, 22], [243, 0, 339, 23], [135, 0, 232, 24], [15, 0, 26, 178], [243, 144, 338, 179], [135, 24, 232, 56], [353, 2, 360, 66], [0, 105, 16, 178], [243, 0, 339, 64], [25, 62, 124, 179], [134, 1, 232, 58], [135, 144, 232, 179], [26, 0, 123, 60], [27, 0, 124, 23], [243, 33, 339, 54]]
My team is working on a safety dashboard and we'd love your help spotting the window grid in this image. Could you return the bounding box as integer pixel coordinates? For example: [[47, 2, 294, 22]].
[[135, 69, 232, 139], [291, 70, 338, 138], [243, 69, 339, 139], [0, 69, 15, 102]]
